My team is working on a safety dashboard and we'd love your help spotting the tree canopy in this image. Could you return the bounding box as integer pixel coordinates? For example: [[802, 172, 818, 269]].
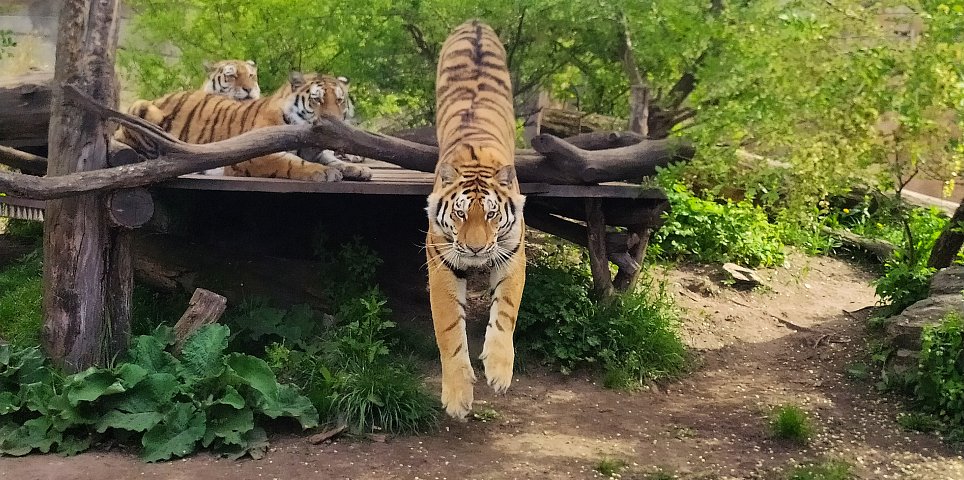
[[120, 0, 963, 206]]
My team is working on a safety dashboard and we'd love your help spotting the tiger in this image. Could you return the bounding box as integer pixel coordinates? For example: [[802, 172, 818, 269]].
[[425, 20, 526, 419], [278, 72, 368, 169], [201, 59, 261, 100], [115, 71, 369, 181]]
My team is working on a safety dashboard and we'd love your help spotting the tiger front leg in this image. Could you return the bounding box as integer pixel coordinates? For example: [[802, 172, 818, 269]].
[[480, 248, 525, 394], [317, 150, 373, 181], [427, 241, 476, 419]]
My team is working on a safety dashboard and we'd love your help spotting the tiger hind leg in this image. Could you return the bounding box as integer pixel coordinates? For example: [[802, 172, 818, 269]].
[[480, 248, 525, 393], [427, 236, 476, 419], [226, 152, 343, 182], [317, 150, 373, 181]]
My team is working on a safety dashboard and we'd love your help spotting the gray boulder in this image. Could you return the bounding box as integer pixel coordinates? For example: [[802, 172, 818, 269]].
[[887, 293, 964, 349], [929, 265, 964, 296]]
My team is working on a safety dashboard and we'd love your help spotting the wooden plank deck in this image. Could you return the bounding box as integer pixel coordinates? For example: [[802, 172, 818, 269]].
[[158, 163, 664, 200]]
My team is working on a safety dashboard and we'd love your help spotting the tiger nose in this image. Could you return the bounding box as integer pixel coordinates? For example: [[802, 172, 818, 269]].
[[467, 245, 485, 254]]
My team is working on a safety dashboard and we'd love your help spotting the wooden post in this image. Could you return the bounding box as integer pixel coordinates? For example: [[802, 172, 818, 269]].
[[585, 198, 615, 299], [173, 289, 228, 352], [42, 0, 125, 371], [928, 201, 964, 269], [613, 226, 652, 292]]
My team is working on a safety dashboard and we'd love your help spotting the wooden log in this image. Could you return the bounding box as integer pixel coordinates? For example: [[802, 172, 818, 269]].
[[107, 229, 133, 357], [821, 226, 896, 262], [0, 145, 47, 173], [107, 188, 155, 228], [108, 140, 143, 167], [524, 207, 640, 270], [585, 198, 615, 299], [928, 201, 964, 269], [173, 288, 227, 351], [0, 73, 52, 149], [613, 227, 652, 292], [41, 0, 124, 372]]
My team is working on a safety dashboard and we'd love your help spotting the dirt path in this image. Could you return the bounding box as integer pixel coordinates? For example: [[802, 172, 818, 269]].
[[3, 253, 963, 479]]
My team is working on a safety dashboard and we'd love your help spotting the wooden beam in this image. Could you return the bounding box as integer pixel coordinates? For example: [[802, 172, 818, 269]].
[[585, 198, 615, 299], [42, 0, 124, 372], [0, 73, 52, 149], [0, 145, 47, 173], [173, 288, 227, 352]]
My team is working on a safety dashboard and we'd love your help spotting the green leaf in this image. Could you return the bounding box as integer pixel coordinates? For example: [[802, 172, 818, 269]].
[[0, 391, 17, 415], [115, 363, 149, 388], [65, 369, 126, 405], [260, 384, 319, 429], [128, 332, 179, 375], [141, 402, 206, 462], [95, 410, 164, 433], [224, 354, 279, 400], [223, 427, 268, 461], [0, 416, 56, 456], [57, 433, 92, 456], [108, 373, 178, 414], [201, 405, 254, 448], [180, 324, 229, 379], [216, 385, 245, 409]]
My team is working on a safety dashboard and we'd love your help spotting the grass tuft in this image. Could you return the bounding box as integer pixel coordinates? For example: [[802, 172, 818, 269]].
[[769, 404, 814, 444]]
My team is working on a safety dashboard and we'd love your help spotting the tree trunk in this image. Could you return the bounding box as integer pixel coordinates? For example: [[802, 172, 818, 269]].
[[42, 0, 124, 372], [928, 201, 964, 269]]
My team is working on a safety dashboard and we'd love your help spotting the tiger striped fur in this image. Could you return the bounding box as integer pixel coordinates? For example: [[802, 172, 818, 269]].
[[426, 20, 526, 419], [115, 73, 364, 181], [201, 59, 261, 100]]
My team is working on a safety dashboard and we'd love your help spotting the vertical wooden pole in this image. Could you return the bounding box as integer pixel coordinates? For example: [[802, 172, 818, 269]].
[[585, 198, 615, 299], [42, 0, 124, 372], [613, 226, 652, 292]]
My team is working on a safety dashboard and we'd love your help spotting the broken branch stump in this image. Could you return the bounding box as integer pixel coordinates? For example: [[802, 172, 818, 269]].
[[173, 288, 227, 351]]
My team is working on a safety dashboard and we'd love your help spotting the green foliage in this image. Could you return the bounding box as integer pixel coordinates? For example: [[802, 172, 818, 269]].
[[2, 220, 42, 245], [896, 412, 941, 433], [595, 457, 627, 477], [768, 405, 814, 444], [0, 30, 15, 58], [870, 206, 949, 314], [267, 291, 439, 434], [914, 313, 964, 432], [652, 182, 785, 268], [517, 243, 687, 387], [0, 325, 317, 461], [0, 250, 42, 347], [785, 460, 854, 480]]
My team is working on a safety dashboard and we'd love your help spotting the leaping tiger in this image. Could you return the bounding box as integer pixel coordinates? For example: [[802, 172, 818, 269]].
[[426, 20, 526, 419]]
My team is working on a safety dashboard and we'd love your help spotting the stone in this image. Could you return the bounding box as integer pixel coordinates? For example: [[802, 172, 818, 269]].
[[722, 263, 764, 288], [929, 265, 964, 296], [886, 294, 964, 349]]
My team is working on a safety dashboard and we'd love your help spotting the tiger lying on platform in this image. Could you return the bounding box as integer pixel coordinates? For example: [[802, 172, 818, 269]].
[[425, 20, 526, 419], [200, 63, 368, 177], [201, 59, 261, 100], [115, 72, 371, 181]]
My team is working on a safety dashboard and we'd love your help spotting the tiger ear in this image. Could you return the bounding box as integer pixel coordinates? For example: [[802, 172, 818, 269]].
[[337, 76, 350, 85], [438, 163, 458, 185], [288, 71, 306, 89], [245, 60, 257, 67], [495, 165, 516, 187]]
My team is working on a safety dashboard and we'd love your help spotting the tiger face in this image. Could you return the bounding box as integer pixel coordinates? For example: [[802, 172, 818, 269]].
[[202, 59, 260, 100], [280, 72, 352, 125], [427, 146, 525, 270]]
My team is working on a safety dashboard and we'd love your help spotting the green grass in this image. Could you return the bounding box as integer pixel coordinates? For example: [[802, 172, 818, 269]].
[[595, 457, 628, 477], [896, 412, 941, 433], [785, 460, 853, 480], [0, 249, 43, 346], [769, 405, 814, 444]]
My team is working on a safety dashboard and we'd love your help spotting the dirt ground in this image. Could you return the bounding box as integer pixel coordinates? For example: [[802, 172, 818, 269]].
[[3, 252, 964, 479]]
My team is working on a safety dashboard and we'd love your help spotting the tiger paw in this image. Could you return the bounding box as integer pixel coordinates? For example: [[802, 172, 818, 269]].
[[305, 166, 343, 182], [336, 163, 373, 181], [440, 364, 476, 420], [339, 153, 366, 163], [480, 336, 514, 394]]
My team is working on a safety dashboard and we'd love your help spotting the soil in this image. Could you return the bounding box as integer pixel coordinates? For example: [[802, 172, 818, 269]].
[[3, 251, 963, 479]]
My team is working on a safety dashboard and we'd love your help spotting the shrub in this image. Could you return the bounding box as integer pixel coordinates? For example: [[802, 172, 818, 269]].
[[768, 404, 813, 444], [0, 325, 317, 461], [652, 183, 785, 268], [914, 312, 964, 430], [517, 243, 687, 387], [595, 457, 627, 477]]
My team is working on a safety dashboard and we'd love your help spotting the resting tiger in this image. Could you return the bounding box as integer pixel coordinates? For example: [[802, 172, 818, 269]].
[[426, 20, 526, 419], [201, 59, 261, 100], [115, 72, 368, 181]]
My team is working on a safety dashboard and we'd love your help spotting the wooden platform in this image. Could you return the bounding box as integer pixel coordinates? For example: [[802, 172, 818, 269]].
[[158, 164, 664, 200]]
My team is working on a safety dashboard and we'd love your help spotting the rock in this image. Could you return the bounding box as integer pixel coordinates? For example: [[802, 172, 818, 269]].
[[929, 265, 964, 296], [685, 277, 721, 297], [721, 263, 764, 288], [889, 349, 919, 377], [886, 294, 964, 349], [308, 424, 346, 445]]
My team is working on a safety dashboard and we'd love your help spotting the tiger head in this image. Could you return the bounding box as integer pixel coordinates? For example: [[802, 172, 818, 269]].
[[427, 145, 525, 269], [279, 71, 354, 125], [202, 59, 260, 100]]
